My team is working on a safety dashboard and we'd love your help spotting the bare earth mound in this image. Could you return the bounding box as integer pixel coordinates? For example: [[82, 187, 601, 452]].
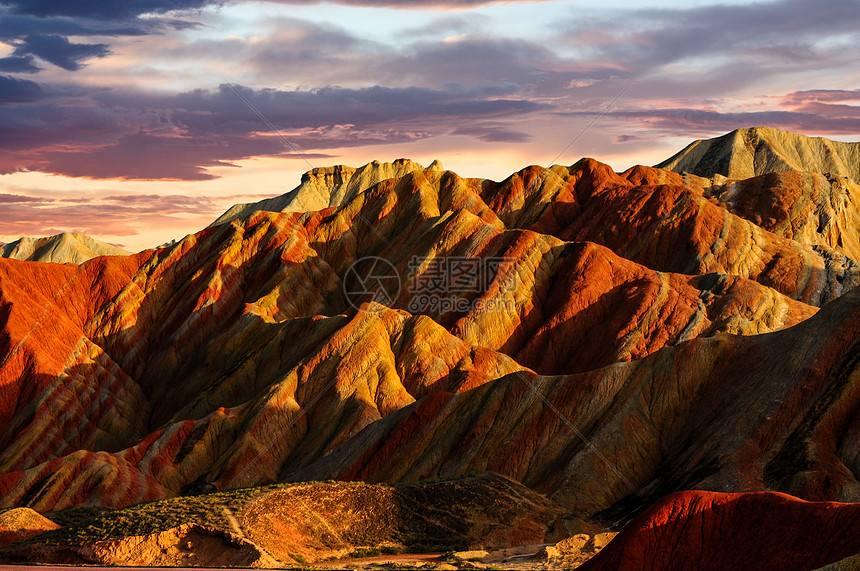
[[0, 508, 59, 546], [240, 473, 569, 563], [0, 474, 575, 568], [0, 523, 278, 567]]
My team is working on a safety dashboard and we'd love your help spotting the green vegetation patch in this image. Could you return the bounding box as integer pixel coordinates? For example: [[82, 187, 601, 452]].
[[32, 485, 276, 546]]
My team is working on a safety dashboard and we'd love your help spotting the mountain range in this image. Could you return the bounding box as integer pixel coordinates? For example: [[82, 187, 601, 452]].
[[2, 126, 860, 569], [0, 232, 128, 264]]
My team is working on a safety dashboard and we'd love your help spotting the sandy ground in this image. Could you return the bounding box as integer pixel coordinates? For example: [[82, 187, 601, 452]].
[[0, 568, 266, 571]]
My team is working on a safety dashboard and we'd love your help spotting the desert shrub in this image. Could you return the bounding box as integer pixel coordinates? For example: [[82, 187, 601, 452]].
[[380, 546, 403, 555], [350, 547, 382, 557]]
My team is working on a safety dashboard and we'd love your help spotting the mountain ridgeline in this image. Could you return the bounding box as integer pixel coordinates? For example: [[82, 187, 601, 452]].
[[656, 126, 860, 182], [3, 127, 860, 568], [0, 232, 128, 264]]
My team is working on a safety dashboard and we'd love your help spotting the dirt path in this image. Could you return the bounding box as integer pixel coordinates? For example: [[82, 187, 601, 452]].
[[219, 502, 245, 539], [323, 552, 445, 567]]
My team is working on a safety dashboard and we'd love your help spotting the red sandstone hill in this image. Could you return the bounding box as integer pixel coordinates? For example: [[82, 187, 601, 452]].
[[2, 143, 860, 565], [655, 126, 860, 263], [580, 490, 860, 571], [0, 158, 829, 514]]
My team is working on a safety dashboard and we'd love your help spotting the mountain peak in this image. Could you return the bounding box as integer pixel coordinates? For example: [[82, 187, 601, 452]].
[[212, 158, 437, 226], [655, 126, 860, 182], [0, 232, 129, 264]]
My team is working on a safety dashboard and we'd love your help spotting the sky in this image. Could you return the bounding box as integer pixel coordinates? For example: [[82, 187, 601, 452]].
[[1, 0, 859, 251]]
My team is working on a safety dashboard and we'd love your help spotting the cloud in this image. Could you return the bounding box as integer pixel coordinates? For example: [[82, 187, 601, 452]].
[[557, 0, 860, 79], [0, 0, 857, 184], [0, 191, 222, 239], [28, 131, 330, 181], [579, 107, 860, 139], [0, 74, 42, 102], [12, 34, 110, 71], [5, 0, 219, 20], [0, 193, 47, 204], [450, 122, 531, 143], [0, 2, 210, 72], [259, 0, 551, 7], [0, 79, 545, 180], [0, 56, 40, 73], [781, 89, 860, 105]]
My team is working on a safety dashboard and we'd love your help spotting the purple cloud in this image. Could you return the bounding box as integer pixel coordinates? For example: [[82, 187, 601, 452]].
[[260, 0, 551, 7], [0, 81, 545, 180], [0, 74, 41, 102], [6, 0, 218, 20], [570, 107, 860, 140], [12, 34, 110, 71], [0, 193, 47, 204], [0, 56, 39, 73]]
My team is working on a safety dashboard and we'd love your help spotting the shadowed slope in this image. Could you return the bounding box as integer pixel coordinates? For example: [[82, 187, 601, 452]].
[[0, 219, 811, 510], [216, 156, 860, 306], [493, 160, 858, 306], [294, 286, 860, 522], [701, 171, 860, 262], [580, 490, 860, 571]]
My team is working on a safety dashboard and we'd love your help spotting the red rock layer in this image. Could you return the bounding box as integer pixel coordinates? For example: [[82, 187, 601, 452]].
[[579, 490, 860, 571], [293, 286, 860, 521], [0, 158, 852, 518], [701, 170, 860, 261], [485, 160, 857, 306]]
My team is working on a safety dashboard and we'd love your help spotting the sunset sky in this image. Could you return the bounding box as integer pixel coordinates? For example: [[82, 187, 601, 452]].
[[1, 0, 859, 251]]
